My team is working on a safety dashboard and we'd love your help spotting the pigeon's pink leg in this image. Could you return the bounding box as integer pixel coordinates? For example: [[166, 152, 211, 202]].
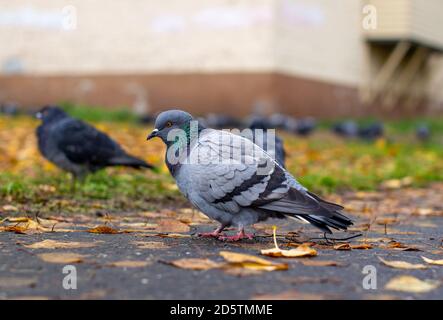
[[198, 225, 225, 238], [218, 228, 254, 241]]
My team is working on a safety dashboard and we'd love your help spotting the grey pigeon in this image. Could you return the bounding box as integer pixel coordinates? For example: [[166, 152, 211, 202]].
[[36, 106, 155, 187], [147, 109, 352, 241]]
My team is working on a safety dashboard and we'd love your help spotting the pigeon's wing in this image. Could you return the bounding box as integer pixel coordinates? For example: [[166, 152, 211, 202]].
[[188, 130, 299, 213], [54, 118, 123, 165], [189, 130, 352, 233]]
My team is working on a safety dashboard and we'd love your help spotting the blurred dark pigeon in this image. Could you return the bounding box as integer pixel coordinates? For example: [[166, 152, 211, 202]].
[[36, 106, 156, 187], [204, 113, 242, 129], [333, 120, 359, 138], [416, 124, 431, 142], [147, 109, 352, 241], [293, 117, 316, 136], [268, 113, 288, 129], [247, 117, 286, 168], [357, 122, 384, 140], [0, 103, 20, 116]]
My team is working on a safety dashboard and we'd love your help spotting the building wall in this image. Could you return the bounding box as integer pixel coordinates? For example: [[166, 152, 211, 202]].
[[0, 0, 442, 116]]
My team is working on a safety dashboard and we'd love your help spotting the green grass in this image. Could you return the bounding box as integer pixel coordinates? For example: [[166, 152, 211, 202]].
[[59, 102, 139, 123], [2, 104, 443, 213]]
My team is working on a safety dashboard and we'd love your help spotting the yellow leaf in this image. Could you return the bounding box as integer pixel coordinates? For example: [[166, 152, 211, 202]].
[[333, 243, 352, 250], [155, 219, 190, 233], [167, 258, 222, 270], [385, 276, 439, 293], [131, 241, 169, 249], [25, 239, 102, 249], [220, 251, 288, 271], [260, 226, 317, 258], [87, 225, 120, 234], [378, 257, 427, 270], [300, 260, 343, 267], [421, 256, 443, 266], [109, 260, 151, 268], [38, 252, 87, 264]]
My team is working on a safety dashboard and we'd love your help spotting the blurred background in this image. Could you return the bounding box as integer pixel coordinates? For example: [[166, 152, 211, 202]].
[[1, 0, 443, 118], [1, 0, 443, 209]]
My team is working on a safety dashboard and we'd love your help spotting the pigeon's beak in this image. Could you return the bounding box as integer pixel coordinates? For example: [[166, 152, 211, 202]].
[[147, 128, 159, 140], [35, 112, 42, 120]]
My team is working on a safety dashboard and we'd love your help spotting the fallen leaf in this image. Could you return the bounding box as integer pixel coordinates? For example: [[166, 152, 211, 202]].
[[87, 225, 120, 234], [260, 226, 317, 258], [155, 219, 190, 233], [0, 277, 36, 288], [350, 243, 373, 250], [220, 251, 288, 271], [421, 256, 443, 266], [165, 258, 222, 270], [333, 243, 352, 250], [1, 205, 18, 212], [153, 233, 191, 238], [109, 260, 151, 268], [378, 257, 427, 270], [1, 225, 28, 234], [300, 260, 343, 267], [25, 239, 102, 249], [131, 241, 169, 249], [385, 276, 439, 293], [38, 252, 87, 264]]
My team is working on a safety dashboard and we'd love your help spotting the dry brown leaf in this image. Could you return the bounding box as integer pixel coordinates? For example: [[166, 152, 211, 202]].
[[38, 252, 87, 264], [131, 241, 169, 249], [0, 277, 36, 288], [220, 251, 288, 271], [385, 276, 439, 293], [153, 233, 191, 238], [155, 219, 190, 233], [87, 225, 120, 234], [1, 205, 19, 212], [300, 260, 343, 267], [378, 257, 427, 270], [25, 239, 102, 249], [166, 258, 223, 270], [109, 260, 151, 268], [333, 243, 352, 250], [1, 225, 28, 234], [350, 243, 373, 250], [421, 256, 443, 266], [260, 226, 317, 258]]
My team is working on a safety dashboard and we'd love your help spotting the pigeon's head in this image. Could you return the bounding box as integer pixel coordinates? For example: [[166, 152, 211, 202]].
[[36, 106, 68, 123], [147, 109, 194, 143]]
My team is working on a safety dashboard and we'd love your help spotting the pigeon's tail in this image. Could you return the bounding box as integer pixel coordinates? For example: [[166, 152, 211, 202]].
[[108, 154, 157, 171], [259, 189, 353, 234]]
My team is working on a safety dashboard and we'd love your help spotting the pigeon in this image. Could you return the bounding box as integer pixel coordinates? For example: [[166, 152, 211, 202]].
[[147, 109, 352, 241], [357, 122, 384, 140], [247, 116, 286, 168], [333, 120, 359, 138], [416, 124, 431, 142], [293, 117, 316, 136], [204, 113, 242, 129], [36, 106, 155, 187], [0, 103, 20, 116]]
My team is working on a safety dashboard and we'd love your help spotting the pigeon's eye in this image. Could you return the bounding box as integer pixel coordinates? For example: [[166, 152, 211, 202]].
[[165, 121, 173, 128]]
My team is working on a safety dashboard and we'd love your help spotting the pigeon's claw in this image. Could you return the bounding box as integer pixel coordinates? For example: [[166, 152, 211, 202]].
[[197, 225, 225, 238], [198, 231, 224, 238], [218, 229, 254, 242]]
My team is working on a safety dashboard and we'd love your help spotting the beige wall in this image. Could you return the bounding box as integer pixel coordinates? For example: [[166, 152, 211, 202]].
[[0, 0, 275, 74], [1, 0, 443, 112]]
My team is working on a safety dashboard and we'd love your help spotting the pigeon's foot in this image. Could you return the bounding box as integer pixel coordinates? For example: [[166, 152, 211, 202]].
[[198, 231, 224, 238], [197, 225, 225, 238], [218, 229, 254, 242]]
